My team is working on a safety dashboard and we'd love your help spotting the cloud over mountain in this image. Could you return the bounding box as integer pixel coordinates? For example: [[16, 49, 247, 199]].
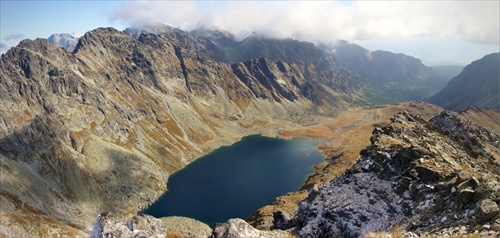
[[108, 1, 499, 46], [3, 33, 25, 41]]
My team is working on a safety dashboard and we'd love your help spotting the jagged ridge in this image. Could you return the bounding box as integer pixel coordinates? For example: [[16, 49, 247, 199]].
[[0, 26, 362, 236]]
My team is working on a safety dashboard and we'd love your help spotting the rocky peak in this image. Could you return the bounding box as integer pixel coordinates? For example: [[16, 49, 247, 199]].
[[47, 33, 79, 53], [73, 27, 133, 55], [9, 38, 68, 59]]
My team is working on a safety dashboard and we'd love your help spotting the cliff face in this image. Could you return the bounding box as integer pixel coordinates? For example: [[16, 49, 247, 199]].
[[0, 27, 362, 236], [427, 52, 500, 111], [125, 25, 366, 101]]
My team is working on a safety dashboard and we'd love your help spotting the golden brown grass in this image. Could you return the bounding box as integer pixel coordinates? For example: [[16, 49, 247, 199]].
[[165, 231, 184, 238], [282, 102, 444, 187], [365, 228, 404, 238]]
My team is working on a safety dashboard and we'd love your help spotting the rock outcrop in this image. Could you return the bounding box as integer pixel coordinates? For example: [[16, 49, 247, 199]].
[[210, 218, 291, 238], [288, 109, 500, 237], [89, 213, 212, 238]]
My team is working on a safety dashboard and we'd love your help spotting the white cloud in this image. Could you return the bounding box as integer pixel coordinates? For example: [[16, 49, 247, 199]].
[[3, 34, 25, 41], [108, 1, 499, 64], [1, 43, 9, 55], [109, 1, 498, 44], [1, 34, 26, 54]]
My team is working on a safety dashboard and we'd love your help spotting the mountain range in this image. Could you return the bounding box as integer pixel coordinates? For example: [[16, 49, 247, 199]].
[[0, 25, 498, 237], [0, 26, 363, 236], [427, 52, 499, 111], [46, 25, 467, 105], [328, 41, 464, 103]]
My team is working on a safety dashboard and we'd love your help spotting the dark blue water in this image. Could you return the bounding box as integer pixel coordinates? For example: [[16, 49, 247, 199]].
[[142, 135, 324, 226]]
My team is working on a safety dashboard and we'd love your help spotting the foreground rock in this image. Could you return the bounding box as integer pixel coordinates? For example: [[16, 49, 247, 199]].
[[289, 110, 500, 237], [210, 218, 291, 238], [90, 213, 211, 238]]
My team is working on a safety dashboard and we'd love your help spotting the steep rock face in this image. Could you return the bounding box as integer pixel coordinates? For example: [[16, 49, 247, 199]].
[[226, 38, 364, 98], [289, 109, 500, 237], [427, 52, 500, 111], [127, 25, 367, 101], [0, 27, 359, 236]]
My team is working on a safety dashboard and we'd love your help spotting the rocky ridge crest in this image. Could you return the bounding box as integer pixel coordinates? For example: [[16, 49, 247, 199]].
[[280, 109, 500, 237]]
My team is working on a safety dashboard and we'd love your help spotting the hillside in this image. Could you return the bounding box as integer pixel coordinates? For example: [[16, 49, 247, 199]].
[[231, 106, 500, 237], [89, 104, 500, 238], [330, 41, 456, 103], [427, 52, 500, 111], [0, 27, 363, 236], [291, 108, 500, 237]]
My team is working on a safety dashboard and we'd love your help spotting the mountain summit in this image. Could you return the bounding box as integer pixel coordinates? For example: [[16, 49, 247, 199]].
[[47, 33, 80, 52]]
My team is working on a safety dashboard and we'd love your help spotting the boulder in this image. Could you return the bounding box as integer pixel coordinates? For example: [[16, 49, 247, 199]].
[[210, 218, 290, 238], [476, 199, 499, 222]]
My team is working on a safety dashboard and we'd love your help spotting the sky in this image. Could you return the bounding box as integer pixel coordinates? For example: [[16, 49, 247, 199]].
[[1, 1, 499, 66]]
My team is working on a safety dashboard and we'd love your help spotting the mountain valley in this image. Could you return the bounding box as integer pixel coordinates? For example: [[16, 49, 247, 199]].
[[427, 53, 500, 111], [328, 41, 463, 104], [0, 25, 499, 237]]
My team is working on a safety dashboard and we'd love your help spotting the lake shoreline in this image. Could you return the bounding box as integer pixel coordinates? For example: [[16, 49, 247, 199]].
[[141, 135, 324, 227]]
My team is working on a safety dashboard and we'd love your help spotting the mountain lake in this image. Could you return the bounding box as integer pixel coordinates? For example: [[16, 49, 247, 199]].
[[142, 135, 325, 227]]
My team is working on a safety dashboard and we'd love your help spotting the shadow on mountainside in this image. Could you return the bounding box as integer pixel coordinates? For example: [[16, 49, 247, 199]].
[[0, 113, 158, 234]]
